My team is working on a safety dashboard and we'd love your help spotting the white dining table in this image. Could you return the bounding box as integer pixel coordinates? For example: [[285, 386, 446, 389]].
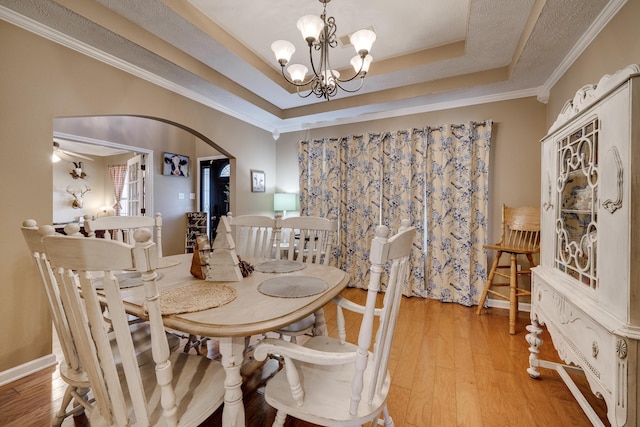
[[115, 253, 350, 427]]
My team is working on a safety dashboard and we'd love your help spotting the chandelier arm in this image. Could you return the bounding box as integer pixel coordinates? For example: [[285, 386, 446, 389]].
[[294, 78, 326, 99], [279, 65, 319, 88], [335, 70, 366, 84], [296, 86, 316, 99], [325, 83, 338, 99], [334, 51, 368, 84], [334, 76, 366, 93], [324, 16, 338, 49], [312, 79, 327, 98], [307, 43, 323, 80]]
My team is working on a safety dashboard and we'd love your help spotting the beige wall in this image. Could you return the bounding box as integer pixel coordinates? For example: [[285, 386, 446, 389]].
[[546, 0, 640, 125], [0, 20, 275, 372], [276, 97, 547, 247], [2, 0, 638, 375]]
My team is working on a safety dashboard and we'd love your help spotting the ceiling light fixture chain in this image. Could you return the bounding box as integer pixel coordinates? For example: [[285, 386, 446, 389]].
[[271, 0, 376, 100]]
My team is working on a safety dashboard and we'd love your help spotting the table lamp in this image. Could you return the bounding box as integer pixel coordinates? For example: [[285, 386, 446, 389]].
[[274, 193, 297, 218]]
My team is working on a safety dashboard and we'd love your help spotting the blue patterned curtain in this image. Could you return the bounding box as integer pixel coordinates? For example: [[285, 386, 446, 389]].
[[379, 131, 427, 296], [298, 137, 341, 219], [423, 122, 492, 305], [298, 121, 491, 304], [298, 135, 381, 286]]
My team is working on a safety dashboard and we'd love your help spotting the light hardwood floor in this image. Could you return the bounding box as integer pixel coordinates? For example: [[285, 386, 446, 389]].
[[0, 287, 609, 426]]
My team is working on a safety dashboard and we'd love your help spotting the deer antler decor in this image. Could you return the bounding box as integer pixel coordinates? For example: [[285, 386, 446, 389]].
[[66, 184, 91, 209]]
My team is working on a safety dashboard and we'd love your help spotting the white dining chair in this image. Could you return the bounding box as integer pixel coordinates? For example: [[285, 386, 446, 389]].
[[279, 215, 336, 266], [84, 213, 164, 258], [273, 215, 338, 342], [41, 226, 226, 426], [227, 212, 280, 259], [255, 220, 415, 427], [85, 214, 165, 328], [226, 212, 282, 353], [21, 220, 180, 426]]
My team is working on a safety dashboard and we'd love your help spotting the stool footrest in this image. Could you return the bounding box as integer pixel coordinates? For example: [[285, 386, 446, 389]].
[[493, 271, 531, 280], [486, 288, 531, 299]]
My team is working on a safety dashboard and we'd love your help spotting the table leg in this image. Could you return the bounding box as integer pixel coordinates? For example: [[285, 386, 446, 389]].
[[219, 337, 246, 427], [312, 308, 327, 336]]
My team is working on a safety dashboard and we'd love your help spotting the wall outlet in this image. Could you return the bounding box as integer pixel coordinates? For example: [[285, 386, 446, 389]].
[[178, 192, 185, 200], [190, 193, 196, 199]]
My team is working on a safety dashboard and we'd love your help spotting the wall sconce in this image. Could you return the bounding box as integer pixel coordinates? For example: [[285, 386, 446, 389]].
[[274, 193, 298, 218]]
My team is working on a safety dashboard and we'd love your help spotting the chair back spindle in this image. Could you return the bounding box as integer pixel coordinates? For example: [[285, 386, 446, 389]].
[[502, 206, 540, 252], [280, 216, 337, 265], [227, 212, 280, 259], [84, 213, 163, 258]]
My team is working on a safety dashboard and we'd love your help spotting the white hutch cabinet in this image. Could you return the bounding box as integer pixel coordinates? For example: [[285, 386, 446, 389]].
[[527, 65, 640, 426]]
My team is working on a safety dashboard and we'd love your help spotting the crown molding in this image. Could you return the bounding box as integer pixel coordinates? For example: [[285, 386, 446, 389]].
[[540, 0, 627, 96], [2, 3, 609, 136], [0, 5, 275, 131], [276, 87, 542, 133]]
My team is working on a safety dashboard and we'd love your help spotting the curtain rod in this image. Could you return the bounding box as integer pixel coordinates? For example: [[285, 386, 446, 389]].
[[299, 120, 491, 143]]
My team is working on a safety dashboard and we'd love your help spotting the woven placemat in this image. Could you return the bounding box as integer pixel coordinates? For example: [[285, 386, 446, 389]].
[[156, 282, 237, 315], [254, 260, 305, 273], [258, 276, 328, 298], [94, 272, 164, 290]]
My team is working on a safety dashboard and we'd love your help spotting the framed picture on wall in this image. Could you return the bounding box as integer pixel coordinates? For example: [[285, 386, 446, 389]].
[[163, 152, 190, 177], [251, 169, 265, 192]]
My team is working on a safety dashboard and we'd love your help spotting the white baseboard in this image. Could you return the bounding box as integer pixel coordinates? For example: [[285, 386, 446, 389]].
[[485, 298, 531, 313], [0, 353, 57, 387]]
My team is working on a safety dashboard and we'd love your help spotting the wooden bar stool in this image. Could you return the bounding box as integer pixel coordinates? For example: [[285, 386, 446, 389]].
[[477, 204, 540, 334]]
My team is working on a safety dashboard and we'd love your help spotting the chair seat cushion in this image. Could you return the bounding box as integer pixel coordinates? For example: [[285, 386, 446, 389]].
[[274, 314, 316, 335], [264, 336, 390, 425]]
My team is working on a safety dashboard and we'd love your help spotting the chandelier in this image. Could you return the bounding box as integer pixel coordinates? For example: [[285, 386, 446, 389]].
[[271, 0, 376, 100]]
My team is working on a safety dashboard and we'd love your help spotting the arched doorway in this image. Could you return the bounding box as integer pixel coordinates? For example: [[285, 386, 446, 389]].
[[53, 115, 232, 256]]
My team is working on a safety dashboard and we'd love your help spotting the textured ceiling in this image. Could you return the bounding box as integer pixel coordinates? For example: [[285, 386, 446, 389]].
[[0, 0, 621, 136]]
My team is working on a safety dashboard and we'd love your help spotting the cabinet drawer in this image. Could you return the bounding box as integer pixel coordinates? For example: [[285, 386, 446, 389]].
[[532, 274, 617, 397]]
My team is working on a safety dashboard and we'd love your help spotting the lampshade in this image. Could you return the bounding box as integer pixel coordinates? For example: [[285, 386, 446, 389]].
[[271, 40, 296, 64], [350, 54, 373, 74], [274, 193, 298, 212], [297, 15, 324, 43], [349, 29, 376, 55], [287, 64, 309, 83]]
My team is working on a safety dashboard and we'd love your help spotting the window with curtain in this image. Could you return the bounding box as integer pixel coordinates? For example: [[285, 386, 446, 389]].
[[109, 164, 127, 216], [298, 121, 492, 305]]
